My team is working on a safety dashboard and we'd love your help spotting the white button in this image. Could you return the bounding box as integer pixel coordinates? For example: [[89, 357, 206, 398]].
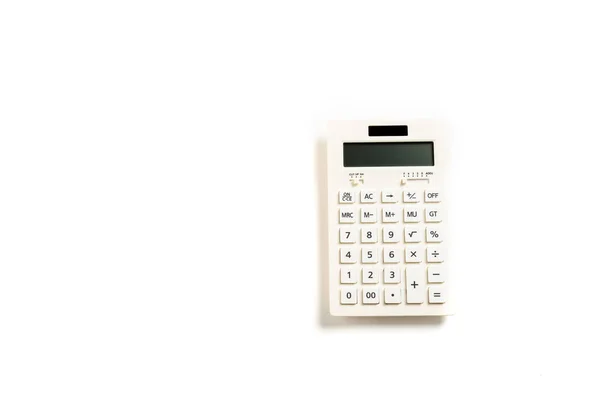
[[405, 247, 424, 263], [361, 247, 378, 264], [339, 208, 356, 223], [383, 247, 401, 263], [360, 207, 377, 223], [360, 190, 377, 203], [341, 288, 358, 304], [340, 268, 358, 284], [340, 248, 358, 263], [403, 190, 421, 203], [406, 267, 426, 304], [381, 190, 399, 203], [425, 189, 441, 203], [425, 208, 442, 222], [426, 227, 443, 243], [383, 267, 401, 283], [382, 226, 401, 243], [382, 206, 401, 223], [428, 266, 446, 283], [339, 228, 357, 244], [384, 287, 402, 304], [362, 288, 380, 304], [404, 208, 421, 223], [362, 267, 379, 284], [404, 227, 423, 243], [426, 247, 444, 262], [339, 190, 356, 204], [361, 228, 378, 243], [428, 286, 447, 303]]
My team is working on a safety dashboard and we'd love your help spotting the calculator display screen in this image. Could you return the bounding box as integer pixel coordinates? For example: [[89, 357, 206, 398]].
[[343, 142, 434, 167]]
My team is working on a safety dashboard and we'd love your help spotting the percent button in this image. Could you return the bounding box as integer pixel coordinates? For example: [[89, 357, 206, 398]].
[[426, 228, 443, 243]]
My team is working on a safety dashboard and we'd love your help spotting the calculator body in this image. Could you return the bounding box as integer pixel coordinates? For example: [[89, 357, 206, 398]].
[[327, 120, 451, 316]]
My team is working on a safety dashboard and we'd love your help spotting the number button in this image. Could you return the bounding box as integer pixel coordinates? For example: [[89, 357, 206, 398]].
[[362, 267, 379, 284], [339, 208, 356, 223], [339, 248, 358, 263], [404, 227, 423, 243], [403, 190, 420, 203], [360, 190, 377, 203], [383, 247, 400, 263], [339, 228, 357, 244], [362, 288, 380, 304], [340, 267, 358, 284], [360, 207, 377, 223], [384, 287, 402, 304], [382, 206, 401, 223], [424, 189, 441, 203], [425, 208, 442, 222], [341, 288, 358, 304], [382, 226, 401, 243], [384, 267, 401, 283], [339, 191, 356, 204], [404, 208, 421, 223], [405, 247, 423, 263], [361, 228, 378, 243], [426, 227, 443, 243], [361, 247, 378, 264]]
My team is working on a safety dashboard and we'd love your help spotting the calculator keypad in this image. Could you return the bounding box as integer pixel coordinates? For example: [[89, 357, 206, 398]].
[[338, 188, 446, 306]]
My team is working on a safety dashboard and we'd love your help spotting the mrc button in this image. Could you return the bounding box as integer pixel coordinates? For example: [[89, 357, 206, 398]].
[[425, 190, 441, 203]]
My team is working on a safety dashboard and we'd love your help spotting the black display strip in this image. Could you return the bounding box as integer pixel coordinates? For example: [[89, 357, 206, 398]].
[[344, 142, 434, 167], [368, 125, 408, 137]]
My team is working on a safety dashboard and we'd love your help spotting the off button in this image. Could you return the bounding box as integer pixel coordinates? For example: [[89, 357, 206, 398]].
[[425, 189, 441, 203]]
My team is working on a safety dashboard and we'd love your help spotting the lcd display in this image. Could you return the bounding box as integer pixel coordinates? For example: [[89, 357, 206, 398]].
[[343, 142, 434, 167]]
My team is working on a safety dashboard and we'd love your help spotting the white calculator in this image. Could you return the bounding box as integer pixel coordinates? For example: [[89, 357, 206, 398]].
[[327, 121, 451, 316]]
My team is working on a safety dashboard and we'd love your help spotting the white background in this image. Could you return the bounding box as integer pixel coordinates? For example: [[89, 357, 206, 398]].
[[1, 1, 600, 399]]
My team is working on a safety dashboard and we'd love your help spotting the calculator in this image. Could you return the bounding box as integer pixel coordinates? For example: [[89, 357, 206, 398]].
[[327, 121, 451, 316]]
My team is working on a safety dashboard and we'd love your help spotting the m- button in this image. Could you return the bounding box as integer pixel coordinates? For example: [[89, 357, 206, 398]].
[[425, 190, 441, 203]]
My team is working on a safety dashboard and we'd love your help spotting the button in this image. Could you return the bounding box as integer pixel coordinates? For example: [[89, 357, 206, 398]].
[[426, 227, 443, 243], [406, 267, 426, 304], [339, 228, 357, 244], [339, 190, 356, 204], [403, 190, 421, 203], [360, 190, 377, 203], [382, 226, 401, 243], [405, 247, 424, 263], [339, 248, 358, 263], [427, 266, 446, 283], [361, 227, 378, 243], [425, 208, 442, 222], [361, 247, 378, 264], [425, 189, 441, 203], [403, 208, 421, 223], [362, 288, 380, 304], [426, 247, 444, 262], [360, 207, 377, 223], [428, 286, 447, 304], [383, 267, 401, 283], [381, 190, 399, 203], [404, 227, 423, 243], [340, 268, 358, 284], [341, 288, 358, 304], [384, 287, 402, 304], [339, 208, 356, 223], [362, 267, 379, 284], [383, 247, 401, 263], [382, 206, 401, 223]]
